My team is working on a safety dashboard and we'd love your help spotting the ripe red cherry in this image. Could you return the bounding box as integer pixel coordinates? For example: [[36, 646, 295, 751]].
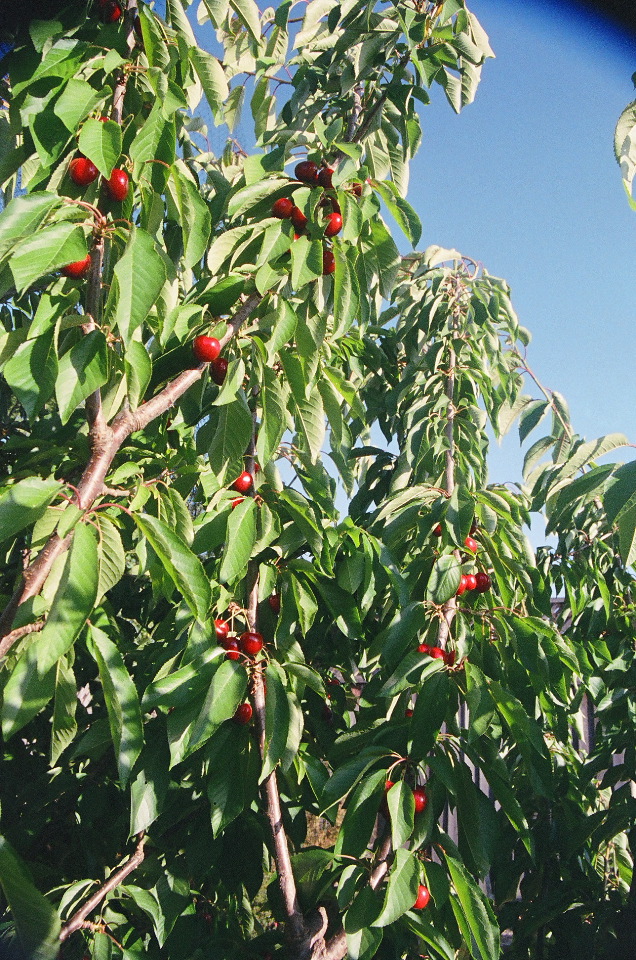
[[444, 650, 456, 667], [69, 157, 99, 187], [295, 160, 319, 183], [456, 574, 469, 596], [102, 0, 123, 22], [464, 574, 477, 591], [429, 647, 445, 660], [405, 708, 414, 718], [417, 642, 430, 655], [384, 780, 394, 793], [413, 787, 428, 814], [324, 212, 342, 237], [413, 885, 430, 910], [222, 637, 240, 661], [232, 471, 253, 494], [351, 182, 363, 197], [239, 631, 264, 656], [464, 536, 478, 553], [231, 497, 244, 509], [193, 335, 221, 363], [433, 523, 442, 536], [317, 166, 334, 188], [233, 702, 253, 724], [322, 249, 335, 275], [272, 197, 294, 219], [105, 168, 129, 201], [215, 619, 229, 641], [61, 254, 91, 278], [475, 571, 491, 592], [290, 206, 308, 231], [268, 593, 281, 614], [210, 356, 228, 385]]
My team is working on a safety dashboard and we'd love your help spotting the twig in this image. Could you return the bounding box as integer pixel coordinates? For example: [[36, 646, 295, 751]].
[[0, 620, 44, 650], [59, 835, 146, 943]]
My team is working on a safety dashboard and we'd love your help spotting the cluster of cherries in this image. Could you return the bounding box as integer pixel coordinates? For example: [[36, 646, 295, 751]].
[[98, 0, 124, 23], [61, 155, 130, 278], [433, 524, 492, 596], [271, 160, 357, 275], [417, 642, 456, 667]]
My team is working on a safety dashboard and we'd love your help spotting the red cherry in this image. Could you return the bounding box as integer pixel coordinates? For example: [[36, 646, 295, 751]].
[[232, 471, 253, 494], [105, 168, 129, 202], [324, 212, 342, 237], [417, 642, 430, 655], [272, 197, 294, 218], [456, 574, 469, 596], [231, 498, 244, 509], [464, 574, 477, 591], [69, 156, 99, 187], [433, 523, 442, 536], [102, 0, 123, 22], [322, 249, 335, 275], [384, 780, 394, 793], [317, 166, 334, 188], [475, 571, 491, 592], [444, 650, 456, 667], [290, 206, 308, 231], [233, 702, 253, 725], [413, 787, 428, 814], [413, 885, 430, 910], [215, 619, 229, 641], [239, 631, 264, 656], [268, 593, 281, 614], [61, 255, 91, 278], [428, 647, 445, 660], [193, 335, 221, 363], [464, 536, 478, 553], [294, 160, 319, 184], [210, 356, 228, 385], [222, 637, 240, 661], [405, 708, 414, 718], [351, 182, 363, 197]]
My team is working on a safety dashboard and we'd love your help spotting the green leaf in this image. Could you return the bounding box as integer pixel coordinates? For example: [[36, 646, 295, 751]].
[[207, 394, 253, 484], [293, 386, 326, 463], [0, 477, 62, 544], [78, 117, 122, 178], [336, 769, 386, 858], [143, 647, 222, 711], [219, 497, 257, 584], [207, 725, 251, 836], [229, 0, 262, 42], [170, 163, 212, 269], [387, 780, 415, 850], [88, 625, 144, 787], [257, 367, 289, 463], [4, 330, 58, 422], [321, 747, 389, 814], [0, 193, 61, 262], [50, 655, 77, 765], [134, 514, 211, 620], [291, 236, 323, 288], [370, 180, 421, 246], [1, 651, 56, 741], [373, 848, 420, 927], [346, 926, 383, 960], [10, 223, 87, 292], [290, 573, 318, 636], [444, 852, 501, 960], [409, 670, 450, 761], [426, 554, 462, 604], [186, 659, 248, 758], [488, 680, 552, 795], [129, 734, 170, 836], [105, 227, 167, 347], [0, 836, 61, 960], [55, 330, 109, 424], [189, 47, 229, 119], [54, 78, 100, 132], [124, 340, 152, 410], [262, 662, 291, 779]]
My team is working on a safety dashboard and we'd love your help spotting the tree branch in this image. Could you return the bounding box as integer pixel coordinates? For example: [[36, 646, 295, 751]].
[[437, 338, 457, 647], [59, 835, 146, 943]]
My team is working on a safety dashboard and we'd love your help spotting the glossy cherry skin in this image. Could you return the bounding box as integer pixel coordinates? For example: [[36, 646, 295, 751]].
[[417, 642, 430, 655], [232, 471, 253, 494], [233, 702, 253, 724], [384, 780, 395, 793], [317, 166, 334, 188], [268, 593, 281, 614], [456, 574, 469, 596], [231, 497, 244, 509], [61, 255, 91, 278], [322, 249, 335, 275], [428, 646, 445, 660], [272, 197, 294, 218], [444, 650, 457, 667], [413, 787, 428, 814], [290, 206, 308, 231], [464, 574, 478, 591], [464, 535, 478, 553], [433, 523, 442, 536], [475, 571, 491, 592], [105, 168, 129, 201], [222, 637, 240, 661], [69, 157, 99, 186], [295, 160, 319, 184], [324, 212, 342, 237], [193, 335, 221, 363], [239, 631, 264, 656], [413, 885, 430, 910], [215, 619, 230, 640], [405, 708, 414, 718], [210, 356, 228, 385], [102, 0, 123, 23]]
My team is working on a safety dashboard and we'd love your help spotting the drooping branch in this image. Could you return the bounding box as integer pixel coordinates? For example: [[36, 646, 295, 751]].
[[59, 835, 146, 943]]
